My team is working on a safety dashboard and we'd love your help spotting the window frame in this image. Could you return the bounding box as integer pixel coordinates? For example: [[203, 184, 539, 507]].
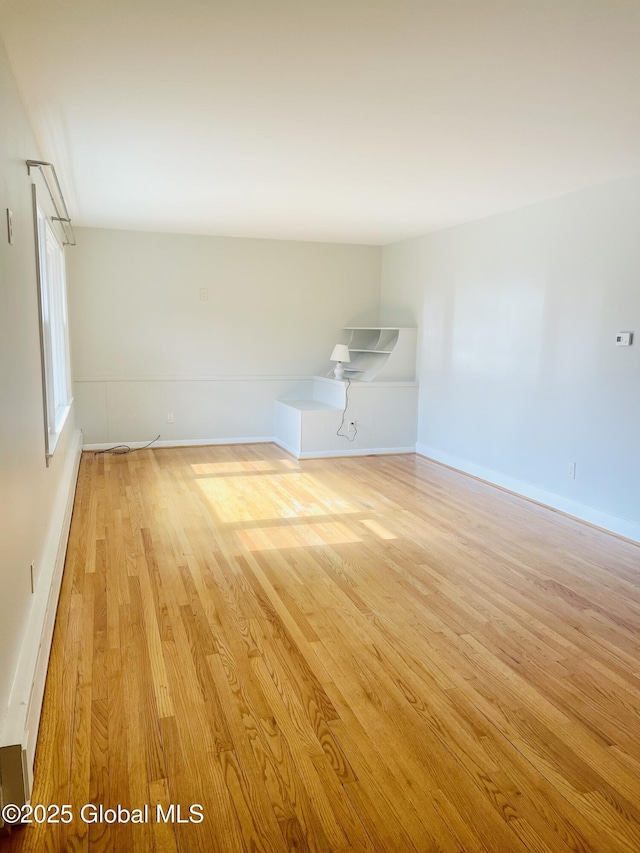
[[32, 185, 72, 462]]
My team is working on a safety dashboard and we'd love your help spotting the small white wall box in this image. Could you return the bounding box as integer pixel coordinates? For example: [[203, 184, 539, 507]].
[[615, 332, 633, 346]]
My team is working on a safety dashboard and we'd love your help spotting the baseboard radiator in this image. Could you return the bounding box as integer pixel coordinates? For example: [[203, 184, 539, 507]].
[[0, 430, 82, 822]]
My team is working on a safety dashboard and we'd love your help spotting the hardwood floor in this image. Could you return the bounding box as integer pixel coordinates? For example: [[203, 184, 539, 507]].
[[3, 444, 640, 852]]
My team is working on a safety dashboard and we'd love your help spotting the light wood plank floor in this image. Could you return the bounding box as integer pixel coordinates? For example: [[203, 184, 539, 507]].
[[4, 444, 640, 852]]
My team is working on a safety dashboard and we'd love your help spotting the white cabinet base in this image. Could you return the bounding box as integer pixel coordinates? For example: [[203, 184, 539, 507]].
[[275, 377, 417, 458]]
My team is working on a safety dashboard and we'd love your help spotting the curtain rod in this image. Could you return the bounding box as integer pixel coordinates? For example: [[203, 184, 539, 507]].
[[26, 160, 76, 246]]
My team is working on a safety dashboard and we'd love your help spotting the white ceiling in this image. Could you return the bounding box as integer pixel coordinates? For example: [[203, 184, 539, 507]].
[[2, 0, 640, 244]]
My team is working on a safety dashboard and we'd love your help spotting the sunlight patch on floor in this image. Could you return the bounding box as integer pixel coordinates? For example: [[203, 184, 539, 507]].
[[191, 460, 277, 475], [360, 518, 397, 540], [196, 473, 359, 523], [236, 521, 361, 551]]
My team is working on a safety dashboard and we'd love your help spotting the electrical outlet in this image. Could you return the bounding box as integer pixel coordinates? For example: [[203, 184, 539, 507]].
[[167, 413, 174, 423], [199, 288, 208, 301], [567, 462, 576, 479]]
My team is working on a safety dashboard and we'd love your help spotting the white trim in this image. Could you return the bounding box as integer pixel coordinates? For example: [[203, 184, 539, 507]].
[[34, 205, 72, 463], [73, 375, 419, 386], [312, 375, 418, 388], [45, 399, 73, 463], [271, 436, 300, 458], [274, 440, 416, 459], [84, 436, 416, 461], [277, 399, 341, 412], [73, 374, 311, 383], [416, 443, 640, 545], [1, 429, 83, 801], [344, 326, 416, 330], [83, 436, 275, 451]]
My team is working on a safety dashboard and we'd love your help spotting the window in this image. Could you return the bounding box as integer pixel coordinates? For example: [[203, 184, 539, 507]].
[[35, 203, 72, 460]]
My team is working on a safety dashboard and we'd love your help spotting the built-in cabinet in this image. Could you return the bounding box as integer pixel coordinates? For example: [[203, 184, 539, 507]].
[[274, 325, 418, 458], [275, 376, 418, 458]]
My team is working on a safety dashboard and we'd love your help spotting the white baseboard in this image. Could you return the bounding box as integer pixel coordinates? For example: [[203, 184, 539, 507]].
[[83, 436, 275, 451], [274, 440, 416, 459], [271, 437, 300, 458], [84, 437, 416, 461], [0, 428, 83, 803], [416, 443, 640, 544]]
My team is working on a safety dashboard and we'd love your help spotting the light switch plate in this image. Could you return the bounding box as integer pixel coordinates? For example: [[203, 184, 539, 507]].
[[615, 332, 632, 346]]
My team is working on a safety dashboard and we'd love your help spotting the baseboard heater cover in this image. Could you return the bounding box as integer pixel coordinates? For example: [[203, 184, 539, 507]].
[[0, 429, 82, 809]]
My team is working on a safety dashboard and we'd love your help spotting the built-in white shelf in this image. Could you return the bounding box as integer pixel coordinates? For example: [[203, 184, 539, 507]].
[[277, 399, 339, 412], [342, 327, 416, 381], [275, 377, 417, 458], [274, 324, 418, 457]]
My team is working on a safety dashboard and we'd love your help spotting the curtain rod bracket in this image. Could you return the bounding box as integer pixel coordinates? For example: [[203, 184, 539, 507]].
[[26, 160, 76, 246]]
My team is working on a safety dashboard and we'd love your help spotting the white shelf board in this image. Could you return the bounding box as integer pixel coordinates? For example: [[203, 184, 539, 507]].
[[313, 375, 417, 388], [344, 326, 415, 330], [277, 399, 341, 412]]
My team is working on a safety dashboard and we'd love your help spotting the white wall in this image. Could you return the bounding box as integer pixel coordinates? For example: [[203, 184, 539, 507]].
[[381, 176, 640, 541], [0, 40, 78, 734], [68, 227, 381, 444]]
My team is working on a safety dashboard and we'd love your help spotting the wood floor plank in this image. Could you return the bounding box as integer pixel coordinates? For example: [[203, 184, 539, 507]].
[[5, 445, 640, 852]]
